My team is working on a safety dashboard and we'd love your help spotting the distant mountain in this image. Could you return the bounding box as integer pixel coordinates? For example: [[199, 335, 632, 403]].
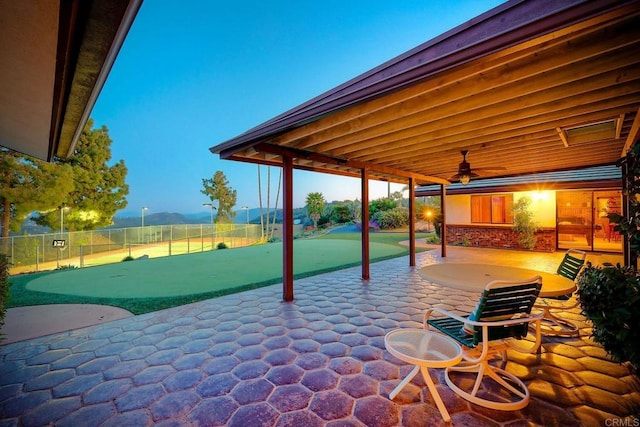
[[108, 212, 204, 228]]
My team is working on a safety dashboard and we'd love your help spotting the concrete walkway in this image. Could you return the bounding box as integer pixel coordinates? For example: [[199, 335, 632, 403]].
[[1, 247, 638, 426]]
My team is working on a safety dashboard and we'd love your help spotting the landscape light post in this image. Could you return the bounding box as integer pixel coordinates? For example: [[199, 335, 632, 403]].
[[241, 206, 249, 241], [141, 206, 148, 227], [203, 203, 217, 248]]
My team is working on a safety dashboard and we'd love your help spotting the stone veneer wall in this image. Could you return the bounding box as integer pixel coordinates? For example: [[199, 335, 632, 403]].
[[446, 224, 557, 252]]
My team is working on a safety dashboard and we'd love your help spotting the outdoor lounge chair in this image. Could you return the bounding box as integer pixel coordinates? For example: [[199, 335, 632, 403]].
[[424, 276, 543, 411], [535, 248, 586, 337]]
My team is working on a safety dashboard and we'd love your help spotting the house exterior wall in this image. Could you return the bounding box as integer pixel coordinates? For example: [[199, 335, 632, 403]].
[[444, 190, 558, 252]]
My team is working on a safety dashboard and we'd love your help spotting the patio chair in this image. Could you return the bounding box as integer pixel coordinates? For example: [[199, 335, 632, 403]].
[[424, 276, 543, 411], [535, 248, 586, 337]]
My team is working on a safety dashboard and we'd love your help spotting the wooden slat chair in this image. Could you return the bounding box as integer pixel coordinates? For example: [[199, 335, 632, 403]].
[[536, 248, 586, 336], [424, 277, 543, 411]]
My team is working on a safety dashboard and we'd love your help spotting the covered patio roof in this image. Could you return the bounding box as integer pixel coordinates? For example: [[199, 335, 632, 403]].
[[211, 0, 640, 185], [0, 0, 142, 161]]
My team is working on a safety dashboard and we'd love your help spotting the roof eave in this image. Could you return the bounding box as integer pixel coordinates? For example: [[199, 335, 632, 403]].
[[50, 0, 142, 161]]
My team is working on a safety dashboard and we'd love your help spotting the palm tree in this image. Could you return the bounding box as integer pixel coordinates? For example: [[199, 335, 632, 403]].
[[306, 192, 326, 230]]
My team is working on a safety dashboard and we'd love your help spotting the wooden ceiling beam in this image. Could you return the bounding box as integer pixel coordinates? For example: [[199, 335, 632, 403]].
[[290, 23, 639, 152], [252, 143, 449, 185], [305, 47, 640, 154], [337, 74, 640, 160], [270, 8, 637, 149], [351, 99, 638, 165]]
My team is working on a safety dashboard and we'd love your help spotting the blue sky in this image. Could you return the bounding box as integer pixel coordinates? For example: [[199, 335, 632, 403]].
[[91, 0, 503, 216]]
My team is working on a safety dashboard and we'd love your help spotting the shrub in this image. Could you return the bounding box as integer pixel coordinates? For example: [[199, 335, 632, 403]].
[[55, 264, 78, 270], [217, 242, 228, 249], [512, 196, 538, 249], [372, 207, 409, 229], [577, 264, 640, 372], [122, 255, 135, 262], [425, 234, 441, 244], [0, 254, 10, 342]]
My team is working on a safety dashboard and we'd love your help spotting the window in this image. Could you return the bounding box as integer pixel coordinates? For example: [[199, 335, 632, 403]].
[[471, 194, 513, 224]]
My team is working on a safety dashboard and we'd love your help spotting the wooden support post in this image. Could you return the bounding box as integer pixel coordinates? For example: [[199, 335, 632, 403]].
[[441, 184, 447, 258], [282, 156, 294, 301], [361, 168, 370, 280], [409, 177, 416, 267]]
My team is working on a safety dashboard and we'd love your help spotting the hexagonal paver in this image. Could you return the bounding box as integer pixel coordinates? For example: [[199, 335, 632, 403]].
[[278, 410, 325, 426], [84, 379, 132, 404], [150, 390, 200, 420], [264, 348, 297, 366], [196, 373, 238, 398], [329, 357, 363, 375], [301, 369, 339, 392], [265, 365, 305, 386], [234, 345, 268, 361], [268, 384, 313, 412], [232, 360, 270, 380], [230, 378, 274, 405], [188, 396, 238, 426], [339, 374, 379, 398], [114, 383, 165, 412], [354, 395, 399, 427], [237, 333, 265, 346], [291, 339, 321, 354], [296, 352, 329, 370], [263, 336, 292, 350], [340, 333, 369, 347], [209, 342, 241, 357], [320, 342, 350, 358], [145, 348, 183, 366], [309, 390, 354, 421], [163, 369, 205, 392], [350, 345, 383, 361], [203, 355, 240, 375], [133, 365, 175, 386], [227, 402, 279, 427], [363, 360, 399, 381]]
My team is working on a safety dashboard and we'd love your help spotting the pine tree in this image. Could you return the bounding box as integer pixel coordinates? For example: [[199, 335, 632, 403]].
[[0, 148, 73, 241], [201, 171, 237, 223], [31, 119, 129, 231]]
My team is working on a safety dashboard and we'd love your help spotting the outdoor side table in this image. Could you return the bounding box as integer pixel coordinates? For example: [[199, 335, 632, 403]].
[[385, 328, 463, 422]]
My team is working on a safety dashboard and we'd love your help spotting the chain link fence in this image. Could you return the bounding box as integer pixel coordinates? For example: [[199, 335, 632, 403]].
[[1, 223, 262, 275]]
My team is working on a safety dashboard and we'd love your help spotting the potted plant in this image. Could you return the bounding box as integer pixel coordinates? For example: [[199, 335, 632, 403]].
[[512, 195, 538, 249], [577, 143, 640, 373]]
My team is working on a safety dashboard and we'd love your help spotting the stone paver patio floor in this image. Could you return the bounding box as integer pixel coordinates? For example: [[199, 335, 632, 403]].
[[1, 246, 638, 426]]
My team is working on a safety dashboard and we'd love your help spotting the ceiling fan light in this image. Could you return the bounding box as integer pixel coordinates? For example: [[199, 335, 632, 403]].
[[460, 175, 471, 185]]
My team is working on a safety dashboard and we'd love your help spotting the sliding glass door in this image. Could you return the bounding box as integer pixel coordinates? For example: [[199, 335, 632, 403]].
[[556, 190, 622, 253]]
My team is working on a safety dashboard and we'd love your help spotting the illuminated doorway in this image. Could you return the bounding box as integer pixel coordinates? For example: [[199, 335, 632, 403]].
[[557, 190, 622, 253]]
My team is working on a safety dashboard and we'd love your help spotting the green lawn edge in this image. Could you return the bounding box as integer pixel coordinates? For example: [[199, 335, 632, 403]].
[[8, 231, 432, 315]]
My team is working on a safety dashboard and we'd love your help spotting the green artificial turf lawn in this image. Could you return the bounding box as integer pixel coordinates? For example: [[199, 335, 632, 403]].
[[8, 231, 430, 314]]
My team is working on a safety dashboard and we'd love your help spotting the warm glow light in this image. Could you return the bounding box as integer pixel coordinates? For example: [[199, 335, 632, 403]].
[[460, 175, 471, 185], [532, 191, 551, 202]]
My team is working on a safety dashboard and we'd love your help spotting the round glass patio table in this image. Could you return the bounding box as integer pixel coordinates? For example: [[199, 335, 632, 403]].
[[385, 328, 463, 422], [419, 263, 576, 297]]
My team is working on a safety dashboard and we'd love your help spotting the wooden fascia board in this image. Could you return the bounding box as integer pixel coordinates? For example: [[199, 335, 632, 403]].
[[248, 143, 451, 186]]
